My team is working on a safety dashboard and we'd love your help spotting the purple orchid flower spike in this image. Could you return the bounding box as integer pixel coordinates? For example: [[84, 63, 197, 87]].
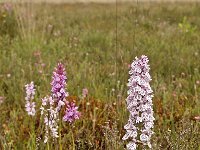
[[25, 82, 36, 116], [63, 101, 81, 123], [122, 55, 155, 150], [51, 63, 69, 111]]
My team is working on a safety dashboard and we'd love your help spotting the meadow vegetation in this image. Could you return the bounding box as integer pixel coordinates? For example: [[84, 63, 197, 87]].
[[0, 2, 200, 149]]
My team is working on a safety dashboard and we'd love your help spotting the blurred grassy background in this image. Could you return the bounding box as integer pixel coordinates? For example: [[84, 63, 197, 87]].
[[0, 1, 200, 149], [1, 0, 200, 3]]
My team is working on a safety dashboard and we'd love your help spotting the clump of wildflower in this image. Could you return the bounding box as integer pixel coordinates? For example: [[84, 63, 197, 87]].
[[25, 82, 36, 116], [51, 63, 68, 111], [63, 101, 81, 123], [122, 55, 154, 150], [40, 96, 59, 143], [7, 74, 11, 78], [82, 88, 88, 98], [0, 96, 5, 104], [3, 2, 13, 13]]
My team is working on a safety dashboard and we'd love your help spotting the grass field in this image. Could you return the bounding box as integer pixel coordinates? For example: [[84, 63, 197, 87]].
[[0, 2, 200, 150], [1, 0, 200, 3]]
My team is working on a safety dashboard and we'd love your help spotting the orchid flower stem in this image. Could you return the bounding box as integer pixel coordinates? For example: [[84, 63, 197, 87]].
[[31, 117, 36, 149], [59, 113, 62, 150], [71, 127, 75, 150], [47, 142, 50, 150]]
